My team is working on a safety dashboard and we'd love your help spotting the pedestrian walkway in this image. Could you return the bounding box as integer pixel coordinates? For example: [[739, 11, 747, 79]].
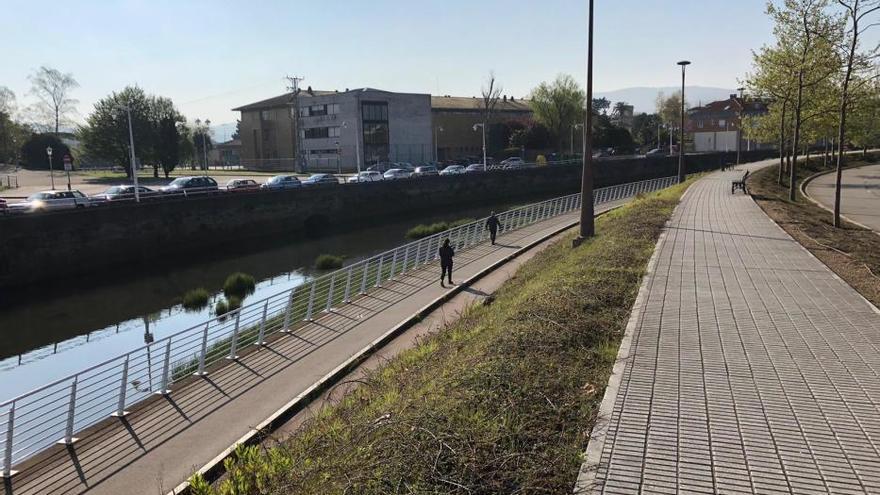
[[578, 165, 880, 494], [7, 198, 626, 495], [806, 163, 880, 233]]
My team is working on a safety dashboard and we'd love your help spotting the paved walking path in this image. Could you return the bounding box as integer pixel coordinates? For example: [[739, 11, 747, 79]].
[[8, 199, 625, 495], [579, 164, 880, 494], [806, 163, 880, 233]]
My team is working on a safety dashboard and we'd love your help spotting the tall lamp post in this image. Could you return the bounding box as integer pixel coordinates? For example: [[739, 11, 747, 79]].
[[195, 118, 211, 177], [736, 86, 745, 166], [677, 60, 691, 184], [46, 146, 55, 190], [473, 123, 486, 168], [117, 104, 140, 202], [576, 0, 596, 243], [434, 125, 444, 162]]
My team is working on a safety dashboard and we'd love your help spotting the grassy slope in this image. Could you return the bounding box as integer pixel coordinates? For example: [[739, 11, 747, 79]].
[[749, 157, 880, 307], [190, 181, 693, 495]]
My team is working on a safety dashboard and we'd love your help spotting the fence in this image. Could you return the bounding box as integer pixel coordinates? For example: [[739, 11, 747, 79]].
[[1, 175, 17, 189], [0, 176, 677, 476]]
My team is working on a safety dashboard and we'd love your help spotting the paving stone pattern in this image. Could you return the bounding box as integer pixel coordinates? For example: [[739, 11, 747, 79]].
[[592, 172, 880, 494]]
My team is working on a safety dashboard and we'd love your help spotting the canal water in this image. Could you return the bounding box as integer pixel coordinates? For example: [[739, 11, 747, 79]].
[[0, 200, 522, 402]]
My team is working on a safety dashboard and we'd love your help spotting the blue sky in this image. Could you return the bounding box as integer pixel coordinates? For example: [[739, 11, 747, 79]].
[[2, 0, 776, 128]]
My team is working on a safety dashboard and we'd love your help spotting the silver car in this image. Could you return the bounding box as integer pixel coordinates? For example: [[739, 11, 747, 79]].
[[439, 165, 466, 176], [383, 168, 412, 180], [347, 171, 384, 183], [9, 190, 91, 213]]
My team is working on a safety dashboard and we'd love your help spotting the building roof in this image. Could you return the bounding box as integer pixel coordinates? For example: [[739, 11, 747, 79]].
[[232, 89, 339, 111], [689, 95, 768, 116], [430, 95, 531, 112], [216, 139, 241, 149]]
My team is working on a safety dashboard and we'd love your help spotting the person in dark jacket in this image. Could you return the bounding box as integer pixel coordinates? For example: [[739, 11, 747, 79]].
[[485, 212, 502, 245], [438, 238, 455, 287]]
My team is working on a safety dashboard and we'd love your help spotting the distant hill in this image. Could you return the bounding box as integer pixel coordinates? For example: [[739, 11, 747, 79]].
[[595, 86, 738, 114]]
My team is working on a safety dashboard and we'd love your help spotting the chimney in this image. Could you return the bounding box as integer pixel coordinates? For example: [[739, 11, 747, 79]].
[[503, 95, 507, 102], [307, 85, 314, 95]]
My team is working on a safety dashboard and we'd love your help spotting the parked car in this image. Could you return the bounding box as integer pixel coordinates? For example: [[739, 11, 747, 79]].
[[301, 174, 338, 186], [439, 165, 466, 176], [9, 190, 91, 213], [0, 198, 6, 214], [645, 148, 667, 158], [367, 162, 395, 173], [413, 165, 439, 177], [91, 185, 157, 203], [383, 168, 412, 180], [226, 179, 261, 191], [465, 163, 486, 173], [346, 171, 384, 183], [261, 175, 302, 190], [160, 176, 219, 195], [395, 162, 416, 172], [501, 157, 525, 168]]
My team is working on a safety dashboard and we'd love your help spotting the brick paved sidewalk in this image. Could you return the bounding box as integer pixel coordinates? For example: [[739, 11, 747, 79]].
[[579, 167, 880, 494]]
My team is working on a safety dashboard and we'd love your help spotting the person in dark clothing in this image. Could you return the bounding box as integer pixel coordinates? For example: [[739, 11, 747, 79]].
[[485, 212, 502, 245], [438, 238, 455, 287]]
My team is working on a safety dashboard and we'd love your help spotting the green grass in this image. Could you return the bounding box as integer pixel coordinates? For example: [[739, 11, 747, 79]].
[[405, 218, 475, 240], [181, 288, 211, 311], [189, 179, 694, 494], [223, 273, 256, 300], [315, 254, 345, 270]]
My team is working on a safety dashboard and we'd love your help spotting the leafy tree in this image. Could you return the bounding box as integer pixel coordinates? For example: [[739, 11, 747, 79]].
[[28, 66, 79, 134], [631, 113, 665, 148], [509, 120, 553, 150], [593, 97, 611, 115], [593, 114, 635, 152], [529, 74, 586, 153], [21, 133, 70, 170], [655, 91, 687, 135]]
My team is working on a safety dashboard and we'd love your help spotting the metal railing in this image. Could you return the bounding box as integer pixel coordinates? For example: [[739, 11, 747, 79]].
[[0, 176, 677, 476]]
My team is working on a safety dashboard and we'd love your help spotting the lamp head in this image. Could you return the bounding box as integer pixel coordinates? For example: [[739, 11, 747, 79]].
[[677, 60, 691, 66], [46, 146, 53, 156]]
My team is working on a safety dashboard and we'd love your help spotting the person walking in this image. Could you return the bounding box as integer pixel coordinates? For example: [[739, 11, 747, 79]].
[[438, 238, 455, 287], [485, 212, 502, 245]]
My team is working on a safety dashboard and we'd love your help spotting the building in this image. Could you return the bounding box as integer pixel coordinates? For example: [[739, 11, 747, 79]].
[[686, 95, 770, 152], [610, 104, 634, 132], [233, 88, 432, 172], [209, 139, 241, 167], [430, 95, 532, 161]]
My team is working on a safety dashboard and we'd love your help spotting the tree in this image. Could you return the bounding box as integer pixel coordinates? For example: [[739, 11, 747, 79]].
[[509, 120, 553, 150], [631, 113, 665, 148], [593, 97, 611, 115], [150, 96, 185, 178], [28, 66, 79, 134], [612, 101, 630, 118], [0, 86, 16, 116], [529, 74, 586, 153], [21, 133, 70, 170], [655, 91, 686, 133], [231, 119, 241, 140], [831, 0, 880, 227]]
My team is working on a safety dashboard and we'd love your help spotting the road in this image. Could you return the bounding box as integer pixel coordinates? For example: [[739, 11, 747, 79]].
[[578, 163, 880, 494], [806, 163, 880, 233]]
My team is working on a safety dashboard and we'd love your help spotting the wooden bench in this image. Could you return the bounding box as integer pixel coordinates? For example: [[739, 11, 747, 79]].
[[731, 170, 749, 194]]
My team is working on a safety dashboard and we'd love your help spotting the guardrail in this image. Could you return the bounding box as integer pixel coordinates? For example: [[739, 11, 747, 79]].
[[0, 175, 677, 476]]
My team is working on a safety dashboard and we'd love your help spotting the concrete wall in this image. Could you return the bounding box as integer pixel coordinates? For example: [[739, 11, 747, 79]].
[[0, 150, 776, 292]]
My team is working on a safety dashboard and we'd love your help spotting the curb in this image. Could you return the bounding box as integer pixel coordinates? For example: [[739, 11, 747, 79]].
[[167, 205, 625, 495], [800, 166, 880, 237]]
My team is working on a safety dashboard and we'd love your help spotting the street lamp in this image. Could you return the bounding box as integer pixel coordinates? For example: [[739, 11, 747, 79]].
[[736, 86, 745, 166], [116, 104, 140, 202], [576, 0, 596, 243], [195, 118, 211, 177], [434, 125, 444, 162], [677, 60, 691, 184], [335, 140, 341, 174], [571, 123, 583, 156], [473, 123, 487, 168], [46, 146, 55, 190]]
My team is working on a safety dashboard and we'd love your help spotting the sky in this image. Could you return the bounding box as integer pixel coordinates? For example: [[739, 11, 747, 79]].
[[1, 0, 777, 133]]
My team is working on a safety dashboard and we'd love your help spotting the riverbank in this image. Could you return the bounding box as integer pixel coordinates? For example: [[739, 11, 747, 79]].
[[748, 157, 880, 308], [188, 180, 692, 494]]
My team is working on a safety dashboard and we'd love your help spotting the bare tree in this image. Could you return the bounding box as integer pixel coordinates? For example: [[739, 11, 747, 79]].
[[833, 0, 880, 227], [0, 86, 16, 116], [28, 66, 79, 134]]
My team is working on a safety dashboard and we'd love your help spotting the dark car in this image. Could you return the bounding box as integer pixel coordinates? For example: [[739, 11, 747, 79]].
[[413, 165, 439, 177], [91, 185, 158, 203], [261, 175, 301, 190], [301, 174, 338, 186], [160, 176, 219, 195], [226, 179, 261, 191]]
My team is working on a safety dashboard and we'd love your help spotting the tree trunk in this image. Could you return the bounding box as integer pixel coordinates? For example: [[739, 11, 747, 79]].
[[834, 4, 859, 228], [791, 66, 805, 202], [778, 101, 788, 185], [824, 138, 829, 167], [153, 164, 159, 178]]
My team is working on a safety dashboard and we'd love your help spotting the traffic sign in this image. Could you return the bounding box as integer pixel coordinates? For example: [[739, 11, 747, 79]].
[[63, 155, 72, 172]]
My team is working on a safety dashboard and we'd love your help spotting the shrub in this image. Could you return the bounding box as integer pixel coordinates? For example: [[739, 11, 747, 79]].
[[227, 295, 242, 312], [405, 218, 475, 240], [214, 299, 229, 319], [315, 254, 344, 270], [223, 272, 256, 300], [181, 288, 210, 311]]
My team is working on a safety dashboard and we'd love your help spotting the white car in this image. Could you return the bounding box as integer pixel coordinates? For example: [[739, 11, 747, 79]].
[[439, 165, 466, 176], [347, 171, 384, 183], [465, 164, 486, 173], [9, 190, 91, 213], [501, 157, 525, 168], [383, 168, 412, 180]]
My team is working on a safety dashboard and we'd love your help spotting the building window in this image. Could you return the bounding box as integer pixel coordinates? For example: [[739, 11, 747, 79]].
[[698, 121, 704, 129], [718, 119, 726, 127], [328, 103, 341, 115], [309, 149, 339, 155], [304, 127, 330, 139], [310, 104, 327, 116], [260, 110, 272, 121], [329, 126, 340, 138], [362, 102, 389, 122]]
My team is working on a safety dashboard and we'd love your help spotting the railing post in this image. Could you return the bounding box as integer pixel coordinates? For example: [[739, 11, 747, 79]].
[[325, 274, 336, 312], [158, 339, 172, 393], [111, 355, 130, 417], [257, 300, 269, 345], [3, 403, 16, 478], [282, 288, 295, 333], [360, 261, 369, 294], [343, 266, 353, 303], [195, 323, 209, 374], [57, 378, 79, 445], [401, 246, 409, 275], [305, 282, 317, 320], [375, 256, 384, 288], [389, 249, 399, 280], [227, 311, 241, 359]]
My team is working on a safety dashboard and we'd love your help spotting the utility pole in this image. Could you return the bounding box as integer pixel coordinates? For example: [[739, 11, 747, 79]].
[[736, 87, 745, 166], [575, 0, 595, 244], [286, 75, 305, 173]]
